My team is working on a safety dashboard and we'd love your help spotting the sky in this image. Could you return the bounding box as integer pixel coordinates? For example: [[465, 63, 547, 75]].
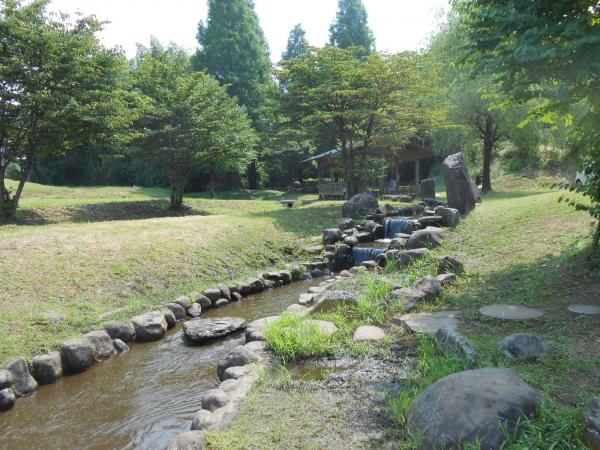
[[46, 0, 450, 61]]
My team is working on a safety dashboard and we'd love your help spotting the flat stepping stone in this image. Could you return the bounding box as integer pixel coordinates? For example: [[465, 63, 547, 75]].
[[392, 311, 458, 335], [479, 304, 543, 320], [353, 325, 385, 342], [567, 304, 600, 316], [183, 317, 247, 344]]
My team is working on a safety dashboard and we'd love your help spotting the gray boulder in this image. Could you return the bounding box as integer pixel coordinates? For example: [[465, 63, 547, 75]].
[[61, 338, 95, 374], [184, 317, 247, 344], [231, 292, 243, 302], [191, 409, 217, 431], [388, 288, 427, 311], [413, 276, 443, 302], [323, 228, 342, 245], [435, 206, 460, 227], [420, 179, 436, 199], [436, 273, 457, 287], [167, 431, 205, 450], [0, 369, 14, 389], [131, 312, 168, 342], [219, 284, 231, 301], [0, 388, 16, 411], [191, 292, 212, 309], [214, 298, 229, 308], [342, 193, 379, 219], [498, 333, 551, 360], [187, 303, 202, 318], [204, 288, 222, 304], [333, 244, 353, 271], [434, 326, 478, 366], [246, 278, 265, 294], [245, 316, 279, 342], [407, 368, 543, 449], [406, 229, 442, 250], [279, 270, 292, 284], [396, 248, 429, 267], [202, 389, 230, 411], [113, 339, 129, 353], [174, 295, 194, 308], [584, 397, 600, 450], [442, 152, 478, 214], [310, 290, 359, 314], [85, 330, 117, 360], [103, 321, 135, 342], [6, 357, 38, 396], [344, 235, 359, 247], [163, 309, 176, 328], [165, 302, 187, 321], [217, 346, 261, 380], [31, 352, 63, 384], [337, 217, 357, 231], [290, 267, 303, 281], [437, 256, 464, 275]]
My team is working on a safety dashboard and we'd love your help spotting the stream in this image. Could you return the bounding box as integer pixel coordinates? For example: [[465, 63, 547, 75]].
[[0, 279, 321, 450]]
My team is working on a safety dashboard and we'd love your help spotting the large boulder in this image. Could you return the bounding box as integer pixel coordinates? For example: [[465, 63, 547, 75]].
[[184, 317, 247, 344], [420, 179, 436, 199], [434, 206, 460, 228], [61, 338, 95, 374], [310, 290, 359, 314], [408, 368, 543, 449], [85, 330, 117, 360], [31, 352, 63, 384], [167, 431, 205, 450], [131, 312, 168, 342], [388, 288, 427, 311], [395, 248, 429, 267], [103, 321, 135, 342], [584, 397, 600, 450], [165, 302, 187, 321], [412, 276, 443, 302], [6, 357, 38, 396], [0, 369, 14, 389], [191, 292, 212, 309], [406, 229, 442, 250], [245, 316, 279, 342], [203, 288, 222, 304], [342, 193, 379, 219], [217, 345, 262, 380], [323, 228, 343, 245], [442, 152, 479, 214], [337, 217, 357, 231]]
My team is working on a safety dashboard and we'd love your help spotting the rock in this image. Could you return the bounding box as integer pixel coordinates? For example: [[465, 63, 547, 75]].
[[163, 309, 176, 328], [61, 338, 95, 374], [361, 260, 378, 270], [204, 288, 222, 304], [437, 256, 464, 275], [307, 320, 338, 336], [394, 232, 411, 239], [498, 333, 551, 360], [217, 346, 261, 380], [0, 388, 16, 411], [392, 311, 459, 335], [362, 220, 384, 239], [435, 326, 478, 366], [407, 368, 542, 449], [434, 206, 460, 227], [353, 325, 385, 342], [264, 271, 280, 282], [0, 369, 14, 390], [231, 292, 243, 302], [323, 228, 343, 245], [286, 304, 309, 315], [6, 357, 38, 396], [420, 179, 436, 199], [201, 389, 230, 412], [245, 316, 279, 342], [406, 229, 442, 250], [214, 298, 229, 308], [340, 270, 352, 278], [298, 293, 315, 306], [290, 267, 303, 281], [389, 288, 427, 311], [167, 430, 205, 450], [412, 276, 442, 301], [191, 409, 217, 431], [279, 270, 292, 284], [396, 248, 429, 267], [165, 303, 187, 321], [131, 311, 168, 341], [389, 238, 407, 249], [333, 244, 353, 271], [191, 292, 212, 309], [442, 152, 479, 214], [436, 273, 457, 286], [113, 339, 129, 353], [39, 311, 66, 326], [222, 365, 252, 381], [343, 235, 359, 247], [310, 290, 359, 314], [338, 217, 357, 231], [342, 193, 379, 219], [187, 303, 202, 318], [174, 295, 193, 308], [85, 330, 117, 360], [584, 398, 600, 450], [31, 352, 63, 384], [376, 252, 388, 267], [349, 265, 368, 274], [567, 304, 600, 316], [184, 317, 247, 344], [218, 284, 231, 301], [246, 277, 265, 294], [480, 304, 544, 320], [103, 321, 135, 342]]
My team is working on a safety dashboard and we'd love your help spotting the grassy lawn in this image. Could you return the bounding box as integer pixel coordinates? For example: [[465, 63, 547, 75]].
[[0, 180, 340, 365]]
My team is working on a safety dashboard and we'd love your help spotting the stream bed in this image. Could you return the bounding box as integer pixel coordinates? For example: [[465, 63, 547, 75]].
[[0, 279, 320, 450]]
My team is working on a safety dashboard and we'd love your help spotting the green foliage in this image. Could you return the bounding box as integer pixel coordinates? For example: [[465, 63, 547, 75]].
[[264, 314, 331, 363], [329, 0, 375, 53], [356, 276, 394, 324], [131, 41, 257, 205], [281, 24, 309, 61]]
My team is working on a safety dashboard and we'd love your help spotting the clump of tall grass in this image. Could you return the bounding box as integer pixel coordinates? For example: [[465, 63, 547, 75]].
[[264, 314, 331, 363]]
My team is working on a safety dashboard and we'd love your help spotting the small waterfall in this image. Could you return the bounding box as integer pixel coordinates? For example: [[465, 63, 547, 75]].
[[384, 218, 417, 238], [352, 247, 386, 265]]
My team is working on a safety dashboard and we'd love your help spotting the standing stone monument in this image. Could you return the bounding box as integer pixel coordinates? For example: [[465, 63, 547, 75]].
[[443, 152, 479, 214], [420, 178, 435, 199]]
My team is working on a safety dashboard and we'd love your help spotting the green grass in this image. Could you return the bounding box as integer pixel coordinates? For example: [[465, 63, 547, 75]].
[[264, 314, 331, 363], [0, 180, 341, 364]]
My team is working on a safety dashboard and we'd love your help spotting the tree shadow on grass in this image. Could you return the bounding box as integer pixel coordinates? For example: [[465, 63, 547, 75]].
[[447, 245, 600, 404], [8, 200, 212, 226]]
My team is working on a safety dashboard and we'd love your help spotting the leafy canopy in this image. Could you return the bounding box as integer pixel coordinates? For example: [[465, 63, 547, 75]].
[[329, 0, 375, 53]]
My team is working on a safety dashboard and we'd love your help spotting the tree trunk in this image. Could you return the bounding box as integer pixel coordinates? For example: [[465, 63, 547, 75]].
[[208, 171, 217, 199], [481, 118, 494, 194], [0, 167, 7, 221], [593, 220, 600, 248], [170, 179, 184, 211], [12, 153, 34, 211], [341, 139, 352, 200], [247, 160, 260, 189]]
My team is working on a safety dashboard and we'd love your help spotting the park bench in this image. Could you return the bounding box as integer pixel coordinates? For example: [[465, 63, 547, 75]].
[[318, 183, 346, 200]]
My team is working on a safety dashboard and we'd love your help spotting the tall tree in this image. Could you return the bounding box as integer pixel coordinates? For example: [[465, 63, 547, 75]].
[[282, 24, 309, 61], [132, 42, 257, 207], [0, 0, 136, 220], [329, 0, 375, 52]]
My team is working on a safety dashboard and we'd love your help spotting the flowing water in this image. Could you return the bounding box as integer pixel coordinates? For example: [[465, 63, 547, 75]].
[[351, 246, 387, 265], [0, 280, 321, 450], [383, 218, 417, 238]]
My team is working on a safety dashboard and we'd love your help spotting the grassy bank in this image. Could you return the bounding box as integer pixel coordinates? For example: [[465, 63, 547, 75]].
[[0, 181, 340, 365]]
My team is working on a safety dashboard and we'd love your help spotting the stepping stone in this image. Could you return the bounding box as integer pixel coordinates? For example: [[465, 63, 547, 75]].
[[479, 304, 543, 320], [567, 304, 600, 316], [183, 317, 247, 344], [353, 325, 385, 342], [392, 311, 459, 335]]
